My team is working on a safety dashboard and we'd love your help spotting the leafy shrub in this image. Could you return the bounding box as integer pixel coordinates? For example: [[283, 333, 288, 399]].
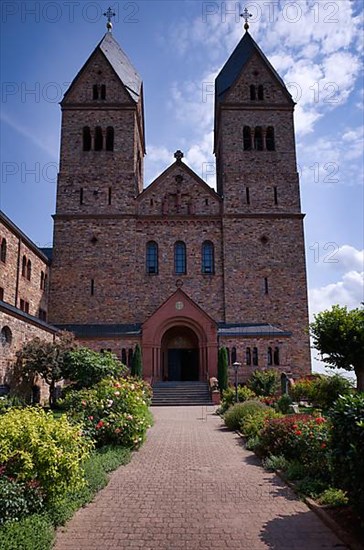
[[295, 477, 328, 499], [245, 435, 261, 451], [61, 377, 152, 448], [275, 394, 293, 414], [310, 375, 353, 410], [62, 348, 126, 390], [259, 414, 330, 478], [290, 376, 317, 402], [240, 408, 282, 439], [317, 488, 349, 507], [0, 475, 45, 525], [329, 394, 364, 519], [262, 454, 289, 472], [285, 460, 307, 481], [224, 400, 266, 431], [291, 374, 353, 410], [219, 386, 256, 414], [0, 514, 54, 550], [0, 407, 92, 501], [247, 369, 279, 397]]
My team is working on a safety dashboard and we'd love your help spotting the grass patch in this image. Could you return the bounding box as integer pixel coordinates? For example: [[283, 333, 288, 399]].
[[0, 446, 132, 550]]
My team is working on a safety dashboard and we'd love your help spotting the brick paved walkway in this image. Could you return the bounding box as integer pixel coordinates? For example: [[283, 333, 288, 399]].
[[55, 407, 347, 549]]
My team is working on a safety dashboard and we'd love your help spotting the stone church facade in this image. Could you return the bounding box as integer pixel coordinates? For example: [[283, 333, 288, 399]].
[[0, 27, 311, 388]]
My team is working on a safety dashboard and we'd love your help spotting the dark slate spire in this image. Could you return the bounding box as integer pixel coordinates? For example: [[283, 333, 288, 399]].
[[97, 32, 142, 103], [215, 32, 292, 104]]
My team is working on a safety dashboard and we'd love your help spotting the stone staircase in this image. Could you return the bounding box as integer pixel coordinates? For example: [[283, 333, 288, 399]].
[[151, 381, 213, 406]]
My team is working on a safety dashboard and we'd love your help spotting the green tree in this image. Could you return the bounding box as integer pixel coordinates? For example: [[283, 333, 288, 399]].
[[310, 305, 364, 392], [218, 347, 228, 394], [17, 331, 75, 407], [131, 344, 143, 378], [62, 347, 126, 389]]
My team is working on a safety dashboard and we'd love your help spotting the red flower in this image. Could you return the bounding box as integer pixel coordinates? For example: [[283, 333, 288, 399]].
[[321, 443, 326, 449], [295, 430, 302, 436], [315, 417, 326, 424], [96, 421, 104, 429]]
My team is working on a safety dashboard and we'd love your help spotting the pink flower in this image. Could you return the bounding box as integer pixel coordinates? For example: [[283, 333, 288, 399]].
[[81, 400, 87, 407], [88, 416, 94, 421]]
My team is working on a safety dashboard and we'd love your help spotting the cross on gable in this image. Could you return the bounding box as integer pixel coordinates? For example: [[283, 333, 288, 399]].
[[174, 150, 184, 162], [240, 7, 252, 31], [103, 7, 116, 31]]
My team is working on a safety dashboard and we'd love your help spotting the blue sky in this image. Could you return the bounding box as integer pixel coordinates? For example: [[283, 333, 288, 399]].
[[1, 1, 363, 374]]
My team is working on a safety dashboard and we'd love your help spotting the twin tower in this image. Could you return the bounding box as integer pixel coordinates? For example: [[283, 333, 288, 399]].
[[49, 27, 311, 383]]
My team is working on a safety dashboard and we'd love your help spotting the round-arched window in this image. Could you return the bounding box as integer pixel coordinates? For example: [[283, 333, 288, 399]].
[[1, 326, 12, 346]]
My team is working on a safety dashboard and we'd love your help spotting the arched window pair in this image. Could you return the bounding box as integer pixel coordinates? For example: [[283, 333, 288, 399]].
[[243, 126, 275, 151], [83, 126, 114, 151], [21, 255, 32, 281], [121, 348, 134, 367], [246, 347, 258, 366], [268, 347, 280, 366], [92, 84, 106, 100], [250, 85, 264, 101], [0, 238, 6, 263]]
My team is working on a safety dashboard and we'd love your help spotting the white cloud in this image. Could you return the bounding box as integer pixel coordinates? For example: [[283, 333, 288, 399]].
[[309, 269, 364, 318]]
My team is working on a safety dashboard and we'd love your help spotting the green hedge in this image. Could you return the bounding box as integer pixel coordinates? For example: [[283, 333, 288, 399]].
[[329, 394, 364, 519]]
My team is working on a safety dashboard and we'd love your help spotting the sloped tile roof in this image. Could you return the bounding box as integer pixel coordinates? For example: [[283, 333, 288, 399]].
[[98, 32, 142, 103], [215, 31, 289, 103]]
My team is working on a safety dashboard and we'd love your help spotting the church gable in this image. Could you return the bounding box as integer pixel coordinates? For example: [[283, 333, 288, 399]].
[[62, 48, 134, 105], [137, 158, 221, 217], [225, 51, 293, 105], [216, 32, 293, 106]]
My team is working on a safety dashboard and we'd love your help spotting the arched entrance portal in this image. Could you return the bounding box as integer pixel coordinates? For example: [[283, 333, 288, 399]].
[[162, 326, 199, 381], [141, 289, 218, 382]]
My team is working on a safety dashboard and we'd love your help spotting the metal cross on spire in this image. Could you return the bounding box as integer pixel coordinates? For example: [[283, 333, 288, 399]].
[[103, 7, 116, 32], [240, 7, 252, 32]]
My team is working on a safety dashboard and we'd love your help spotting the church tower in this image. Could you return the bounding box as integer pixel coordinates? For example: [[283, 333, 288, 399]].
[[215, 18, 311, 372], [49, 25, 145, 325]]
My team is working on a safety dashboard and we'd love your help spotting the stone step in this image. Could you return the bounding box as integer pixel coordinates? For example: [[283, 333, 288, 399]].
[[151, 382, 213, 407]]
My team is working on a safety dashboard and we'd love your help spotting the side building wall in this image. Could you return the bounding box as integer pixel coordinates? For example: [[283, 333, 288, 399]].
[[0, 303, 58, 404]]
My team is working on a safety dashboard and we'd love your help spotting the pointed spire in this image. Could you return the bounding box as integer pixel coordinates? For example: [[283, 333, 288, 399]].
[[103, 7, 116, 32], [240, 7, 252, 32]]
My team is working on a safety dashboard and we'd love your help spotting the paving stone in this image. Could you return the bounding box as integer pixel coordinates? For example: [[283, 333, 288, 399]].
[[55, 407, 347, 550]]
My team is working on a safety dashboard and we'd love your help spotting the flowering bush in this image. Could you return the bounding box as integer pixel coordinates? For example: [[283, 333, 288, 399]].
[[0, 407, 91, 501], [290, 374, 352, 410], [61, 377, 152, 448], [259, 414, 330, 478], [240, 408, 283, 439]]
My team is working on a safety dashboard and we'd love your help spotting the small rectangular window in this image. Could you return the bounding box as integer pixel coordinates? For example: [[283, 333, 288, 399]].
[[108, 187, 112, 205], [0, 287, 4, 301], [264, 277, 269, 294], [80, 188, 84, 205], [91, 279, 95, 296], [246, 187, 250, 205], [274, 186, 278, 205]]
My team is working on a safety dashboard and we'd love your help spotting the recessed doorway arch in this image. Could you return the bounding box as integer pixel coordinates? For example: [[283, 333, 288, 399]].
[[161, 325, 199, 381]]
